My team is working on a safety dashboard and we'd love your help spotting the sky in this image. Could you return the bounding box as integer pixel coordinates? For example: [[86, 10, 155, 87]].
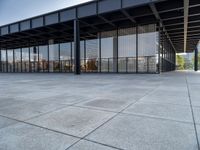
[[0, 0, 92, 26]]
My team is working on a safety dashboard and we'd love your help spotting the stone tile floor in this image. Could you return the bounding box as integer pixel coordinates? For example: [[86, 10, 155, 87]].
[[0, 71, 199, 150]]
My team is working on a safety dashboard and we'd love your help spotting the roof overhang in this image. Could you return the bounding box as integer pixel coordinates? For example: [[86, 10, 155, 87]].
[[0, 0, 199, 53]]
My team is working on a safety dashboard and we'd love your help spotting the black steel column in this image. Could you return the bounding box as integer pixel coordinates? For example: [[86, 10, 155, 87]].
[[74, 19, 80, 75], [194, 47, 198, 71]]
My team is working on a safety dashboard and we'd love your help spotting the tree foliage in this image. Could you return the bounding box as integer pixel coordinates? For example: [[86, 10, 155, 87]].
[[176, 55, 185, 70]]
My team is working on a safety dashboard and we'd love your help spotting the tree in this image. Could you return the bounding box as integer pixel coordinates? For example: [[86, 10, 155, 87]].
[[176, 55, 185, 70]]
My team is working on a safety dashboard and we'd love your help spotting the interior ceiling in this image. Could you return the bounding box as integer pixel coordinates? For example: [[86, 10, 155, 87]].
[[0, 0, 200, 53]]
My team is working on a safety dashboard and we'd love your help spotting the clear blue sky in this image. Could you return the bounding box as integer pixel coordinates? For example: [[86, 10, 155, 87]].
[[0, 0, 92, 26]]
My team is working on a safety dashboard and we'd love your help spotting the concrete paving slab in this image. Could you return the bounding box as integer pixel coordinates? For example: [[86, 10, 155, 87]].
[[27, 106, 116, 137], [0, 123, 78, 150], [196, 125, 200, 146], [35, 94, 92, 105], [0, 116, 18, 129], [140, 94, 190, 106], [87, 114, 198, 150], [0, 72, 199, 150], [76, 98, 134, 112], [0, 102, 67, 121], [68, 140, 117, 150], [0, 99, 27, 109], [191, 95, 200, 107], [123, 101, 193, 123]]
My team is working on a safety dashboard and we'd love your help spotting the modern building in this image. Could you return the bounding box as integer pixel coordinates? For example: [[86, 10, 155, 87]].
[[0, 0, 199, 74]]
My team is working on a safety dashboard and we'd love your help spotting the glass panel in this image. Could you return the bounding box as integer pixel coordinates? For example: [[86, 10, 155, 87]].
[[80, 41, 85, 72], [22, 48, 29, 72], [39, 45, 48, 72], [7, 50, 14, 72], [85, 39, 99, 72], [1, 50, 7, 72], [49, 44, 59, 72], [60, 42, 72, 72], [101, 30, 117, 72], [138, 24, 158, 73], [118, 27, 136, 72], [30, 47, 39, 72], [72, 42, 75, 72], [14, 49, 21, 72], [161, 33, 176, 72]]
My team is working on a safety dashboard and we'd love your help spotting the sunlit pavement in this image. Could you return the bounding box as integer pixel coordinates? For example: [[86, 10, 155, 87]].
[[0, 71, 199, 150]]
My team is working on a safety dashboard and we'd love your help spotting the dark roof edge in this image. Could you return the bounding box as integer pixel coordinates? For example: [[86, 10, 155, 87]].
[[0, 0, 96, 28]]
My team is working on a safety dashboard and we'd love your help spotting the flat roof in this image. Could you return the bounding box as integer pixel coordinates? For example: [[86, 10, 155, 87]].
[[0, 0, 200, 52]]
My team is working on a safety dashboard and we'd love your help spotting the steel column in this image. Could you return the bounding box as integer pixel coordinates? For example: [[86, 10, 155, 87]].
[[194, 47, 198, 71], [74, 19, 81, 75]]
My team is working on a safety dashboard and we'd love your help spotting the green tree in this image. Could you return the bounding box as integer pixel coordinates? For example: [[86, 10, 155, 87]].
[[176, 55, 185, 70]]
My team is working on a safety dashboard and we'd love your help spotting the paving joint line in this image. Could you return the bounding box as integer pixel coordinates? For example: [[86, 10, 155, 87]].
[[73, 104, 196, 125]]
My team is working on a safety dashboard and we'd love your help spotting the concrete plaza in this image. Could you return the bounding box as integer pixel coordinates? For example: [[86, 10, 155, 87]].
[[0, 71, 199, 150]]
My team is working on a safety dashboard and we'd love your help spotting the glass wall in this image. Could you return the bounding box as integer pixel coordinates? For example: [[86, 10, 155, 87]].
[[49, 44, 59, 72], [101, 30, 117, 72], [60, 42, 72, 72], [85, 39, 99, 72], [80, 41, 85, 72], [22, 48, 29, 72], [198, 43, 200, 70], [39, 45, 48, 72], [7, 50, 14, 72], [1, 50, 7, 72], [118, 27, 136, 72], [14, 48, 21, 72], [161, 33, 176, 72], [1, 24, 166, 74], [138, 24, 159, 73], [30, 46, 39, 72]]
